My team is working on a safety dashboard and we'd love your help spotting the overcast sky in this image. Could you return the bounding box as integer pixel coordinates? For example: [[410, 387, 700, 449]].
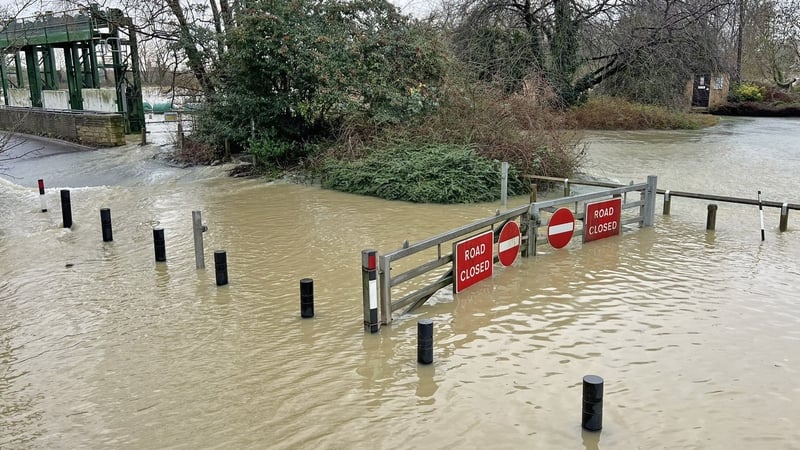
[[390, 0, 438, 18]]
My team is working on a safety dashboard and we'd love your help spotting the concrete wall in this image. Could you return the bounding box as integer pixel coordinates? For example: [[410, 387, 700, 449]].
[[8, 88, 31, 107], [5, 87, 118, 111], [43, 90, 70, 109], [82, 88, 118, 112], [0, 106, 126, 147]]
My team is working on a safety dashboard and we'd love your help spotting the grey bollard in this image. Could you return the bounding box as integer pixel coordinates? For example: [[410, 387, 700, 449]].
[[192, 211, 208, 269], [417, 319, 434, 365], [582, 375, 604, 431], [214, 250, 228, 286], [153, 227, 166, 262], [100, 208, 113, 242], [706, 204, 717, 231], [300, 278, 314, 318]]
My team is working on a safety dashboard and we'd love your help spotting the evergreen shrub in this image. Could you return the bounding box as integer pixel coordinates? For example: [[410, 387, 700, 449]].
[[320, 144, 525, 203]]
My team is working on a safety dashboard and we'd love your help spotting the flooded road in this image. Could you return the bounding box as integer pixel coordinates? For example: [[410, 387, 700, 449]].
[[1, 116, 799, 448]]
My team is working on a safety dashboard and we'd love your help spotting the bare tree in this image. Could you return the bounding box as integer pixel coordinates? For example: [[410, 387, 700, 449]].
[[446, 0, 736, 104], [741, 0, 800, 85], [0, 0, 46, 173]]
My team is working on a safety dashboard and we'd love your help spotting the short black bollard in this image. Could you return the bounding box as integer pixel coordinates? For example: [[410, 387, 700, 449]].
[[663, 190, 671, 215], [153, 227, 166, 262], [214, 250, 228, 286], [100, 208, 113, 242], [60, 189, 72, 228], [300, 278, 314, 318], [706, 204, 718, 231], [417, 319, 434, 365], [582, 375, 604, 431], [38, 179, 47, 212]]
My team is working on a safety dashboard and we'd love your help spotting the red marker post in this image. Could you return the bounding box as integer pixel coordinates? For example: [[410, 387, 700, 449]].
[[38, 179, 47, 212], [362, 249, 379, 333]]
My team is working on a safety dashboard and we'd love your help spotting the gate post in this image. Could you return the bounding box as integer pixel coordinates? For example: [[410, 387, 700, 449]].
[[528, 203, 541, 256], [378, 254, 392, 325], [643, 175, 657, 226]]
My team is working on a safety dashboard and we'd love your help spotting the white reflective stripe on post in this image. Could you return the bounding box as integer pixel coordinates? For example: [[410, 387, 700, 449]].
[[369, 279, 378, 310]]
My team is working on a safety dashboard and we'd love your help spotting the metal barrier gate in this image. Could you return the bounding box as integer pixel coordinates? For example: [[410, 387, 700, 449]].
[[364, 175, 657, 327]]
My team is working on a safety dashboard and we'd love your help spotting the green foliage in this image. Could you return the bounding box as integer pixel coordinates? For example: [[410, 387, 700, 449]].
[[320, 144, 525, 203], [729, 83, 766, 102], [248, 136, 296, 166], [322, 71, 583, 182], [192, 0, 447, 156]]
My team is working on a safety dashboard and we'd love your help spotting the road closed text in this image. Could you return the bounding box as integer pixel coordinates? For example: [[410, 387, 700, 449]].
[[584, 198, 622, 243], [454, 230, 494, 293], [459, 259, 491, 282]]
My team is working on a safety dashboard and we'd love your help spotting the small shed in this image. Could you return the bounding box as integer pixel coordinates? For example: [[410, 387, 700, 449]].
[[685, 73, 729, 110]]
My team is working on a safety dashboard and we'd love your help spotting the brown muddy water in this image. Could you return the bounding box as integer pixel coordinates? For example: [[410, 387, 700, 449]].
[[1, 116, 799, 448]]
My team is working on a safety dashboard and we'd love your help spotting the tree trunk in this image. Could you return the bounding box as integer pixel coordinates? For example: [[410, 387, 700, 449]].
[[165, 0, 216, 96]]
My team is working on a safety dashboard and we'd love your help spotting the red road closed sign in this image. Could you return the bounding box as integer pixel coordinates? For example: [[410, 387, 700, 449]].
[[498, 220, 521, 267], [584, 198, 622, 242], [454, 230, 494, 293], [548, 208, 575, 249]]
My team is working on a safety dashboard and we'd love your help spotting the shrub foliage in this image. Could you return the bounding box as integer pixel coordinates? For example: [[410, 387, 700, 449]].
[[321, 144, 525, 203]]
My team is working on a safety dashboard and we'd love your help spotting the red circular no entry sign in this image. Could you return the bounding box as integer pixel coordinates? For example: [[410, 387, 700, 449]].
[[548, 208, 575, 249], [498, 220, 521, 266]]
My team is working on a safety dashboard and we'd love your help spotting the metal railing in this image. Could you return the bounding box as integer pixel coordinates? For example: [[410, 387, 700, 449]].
[[377, 205, 530, 324], [370, 175, 658, 325], [528, 175, 657, 255]]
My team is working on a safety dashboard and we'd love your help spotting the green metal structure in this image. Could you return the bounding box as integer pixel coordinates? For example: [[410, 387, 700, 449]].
[[0, 4, 144, 133]]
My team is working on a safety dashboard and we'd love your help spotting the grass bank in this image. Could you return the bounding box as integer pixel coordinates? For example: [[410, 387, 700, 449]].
[[566, 96, 719, 130]]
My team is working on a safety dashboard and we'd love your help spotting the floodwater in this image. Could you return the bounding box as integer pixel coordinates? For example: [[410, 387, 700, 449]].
[[1, 116, 799, 448]]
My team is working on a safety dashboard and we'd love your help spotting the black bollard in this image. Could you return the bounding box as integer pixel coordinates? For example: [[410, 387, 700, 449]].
[[300, 278, 314, 318], [582, 375, 604, 431], [214, 250, 228, 286], [100, 208, 113, 242], [153, 227, 166, 262], [60, 189, 72, 228], [417, 319, 434, 365]]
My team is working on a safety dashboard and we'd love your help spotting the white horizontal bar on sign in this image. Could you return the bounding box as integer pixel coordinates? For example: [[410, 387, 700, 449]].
[[548, 222, 574, 235], [499, 236, 520, 253]]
